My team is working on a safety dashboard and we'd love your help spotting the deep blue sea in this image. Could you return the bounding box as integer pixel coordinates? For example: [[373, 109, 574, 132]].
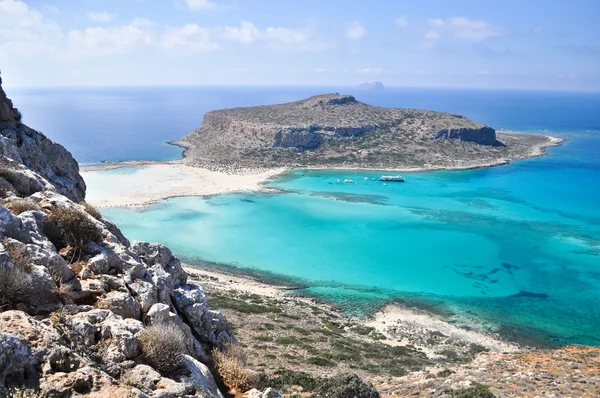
[[11, 86, 600, 346]]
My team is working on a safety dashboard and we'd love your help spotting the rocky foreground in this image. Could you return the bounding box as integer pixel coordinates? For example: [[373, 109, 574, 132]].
[[0, 76, 289, 397], [177, 93, 559, 170]]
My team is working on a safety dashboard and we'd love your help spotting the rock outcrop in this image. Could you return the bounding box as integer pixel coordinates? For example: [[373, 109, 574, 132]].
[[176, 93, 541, 170], [0, 76, 243, 397], [0, 74, 86, 202], [356, 82, 385, 91]]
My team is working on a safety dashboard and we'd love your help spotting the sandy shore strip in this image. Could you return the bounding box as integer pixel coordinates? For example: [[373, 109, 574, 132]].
[[184, 265, 521, 356], [82, 162, 287, 208]]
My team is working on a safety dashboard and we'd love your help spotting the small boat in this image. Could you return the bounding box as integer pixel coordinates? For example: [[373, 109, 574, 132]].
[[344, 179, 354, 183], [364, 177, 369, 180], [380, 175, 405, 182], [337, 179, 341, 182], [383, 183, 387, 186]]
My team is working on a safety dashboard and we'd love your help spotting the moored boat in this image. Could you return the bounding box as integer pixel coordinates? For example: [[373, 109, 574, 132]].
[[379, 175, 404, 182]]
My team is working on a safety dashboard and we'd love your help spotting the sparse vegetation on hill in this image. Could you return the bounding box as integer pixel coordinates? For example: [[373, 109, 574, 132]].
[[179, 93, 560, 171]]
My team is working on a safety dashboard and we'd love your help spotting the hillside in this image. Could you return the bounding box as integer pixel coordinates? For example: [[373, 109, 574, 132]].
[[177, 94, 558, 170]]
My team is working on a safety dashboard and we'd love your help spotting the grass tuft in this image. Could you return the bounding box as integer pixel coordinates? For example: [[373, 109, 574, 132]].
[[3, 198, 39, 215], [138, 323, 189, 377], [212, 342, 255, 392]]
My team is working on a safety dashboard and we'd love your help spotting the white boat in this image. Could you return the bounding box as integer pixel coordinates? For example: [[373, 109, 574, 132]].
[[344, 179, 354, 183], [364, 177, 369, 180], [379, 175, 404, 182]]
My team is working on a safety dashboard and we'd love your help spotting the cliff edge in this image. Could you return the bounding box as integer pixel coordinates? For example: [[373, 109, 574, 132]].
[[0, 75, 86, 202]]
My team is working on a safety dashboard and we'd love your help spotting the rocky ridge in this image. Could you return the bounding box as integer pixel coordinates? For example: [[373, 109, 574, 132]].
[[0, 77, 86, 203], [0, 76, 287, 397], [177, 94, 556, 170]]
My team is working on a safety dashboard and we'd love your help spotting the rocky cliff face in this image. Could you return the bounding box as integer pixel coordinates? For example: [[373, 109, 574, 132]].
[[0, 77, 86, 202], [178, 94, 517, 169], [0, 77, 277, 398]]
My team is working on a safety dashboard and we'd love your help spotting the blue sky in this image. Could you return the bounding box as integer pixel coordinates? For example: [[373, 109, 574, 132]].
[[1, 0, 599, 90]]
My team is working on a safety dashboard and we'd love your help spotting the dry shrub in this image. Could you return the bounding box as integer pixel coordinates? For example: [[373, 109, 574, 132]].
[[3, 239, 32, 273], [138, 323, 190, 376], [48, 205, 101, 260], [0, 263, 33, 310], [50, 269, 74, 301], [80, 201, 102, 221], [3, 198, 39, 215], [212, 342, 254, 392], [5, 386, 40, 398]]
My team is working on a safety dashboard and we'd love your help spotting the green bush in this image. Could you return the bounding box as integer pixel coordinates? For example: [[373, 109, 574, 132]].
[[452, 383, 496, 398], [307, 356, 337, 367]]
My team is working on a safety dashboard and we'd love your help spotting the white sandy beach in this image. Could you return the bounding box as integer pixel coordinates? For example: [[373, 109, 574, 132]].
[[82, 162, 286, 208]]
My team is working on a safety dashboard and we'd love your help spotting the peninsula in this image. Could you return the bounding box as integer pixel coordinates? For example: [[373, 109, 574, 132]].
[[176, 93, 560, 171]]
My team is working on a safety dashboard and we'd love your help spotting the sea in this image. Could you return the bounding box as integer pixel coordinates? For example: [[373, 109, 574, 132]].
[[9, 86, 600, 347]]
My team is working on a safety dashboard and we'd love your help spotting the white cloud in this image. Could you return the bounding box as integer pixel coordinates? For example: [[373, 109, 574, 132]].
[[163, 24, 219, 53], [424, 31, 440, 40], [69, 19, 155, 57], [222, 21, 334, 52], [533, 25, 543, 35], [185, 0, 218, 11], [223, 20, 261, 43], [396, 16, 408, 28], [346, 21, 366, 40], [356, 68, 383, 74], [0, 0, 63, 58], [87, 11, 116, 23], [476, 70, 492, 75], [427, 17, 505, 42]]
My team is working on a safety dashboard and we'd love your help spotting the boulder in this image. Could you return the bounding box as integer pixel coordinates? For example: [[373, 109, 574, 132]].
[[180, 355, 224, 398], [0, 332, 38, 395], [97, 290, 142, 320]]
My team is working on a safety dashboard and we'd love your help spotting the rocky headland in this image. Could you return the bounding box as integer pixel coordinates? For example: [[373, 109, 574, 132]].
[[176, 93, 560, 171]]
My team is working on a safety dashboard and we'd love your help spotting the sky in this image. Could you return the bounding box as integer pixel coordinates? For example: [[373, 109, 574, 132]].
[[1, 0, 599, 90]]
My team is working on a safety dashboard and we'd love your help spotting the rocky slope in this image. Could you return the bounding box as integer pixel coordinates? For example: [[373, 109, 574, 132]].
[[374, 345, 600, 397], [0, 77, 286, 397], [0, 76, 85, 202], [178, 94, 557, 170]]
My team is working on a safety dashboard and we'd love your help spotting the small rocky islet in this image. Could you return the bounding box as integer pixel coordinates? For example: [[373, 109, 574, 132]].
[[176, 93, 559, 171], [1, 76, 598, 398]]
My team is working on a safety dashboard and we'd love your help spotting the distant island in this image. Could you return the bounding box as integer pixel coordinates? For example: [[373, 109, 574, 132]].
[[176, 93, 561, 171], [356, 81, 385, 90]]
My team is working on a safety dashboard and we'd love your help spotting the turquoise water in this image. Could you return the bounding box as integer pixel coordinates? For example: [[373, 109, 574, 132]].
[[16, 86, 597, 347], [102, 128, 600, 347]]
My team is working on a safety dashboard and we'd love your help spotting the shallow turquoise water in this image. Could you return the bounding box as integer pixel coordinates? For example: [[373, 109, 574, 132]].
[[102, 129, 600, 347]]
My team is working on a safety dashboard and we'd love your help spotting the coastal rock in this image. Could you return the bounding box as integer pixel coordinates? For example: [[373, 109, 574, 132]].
[[177, 93, 537, 170], [356, 82, 385, 91]]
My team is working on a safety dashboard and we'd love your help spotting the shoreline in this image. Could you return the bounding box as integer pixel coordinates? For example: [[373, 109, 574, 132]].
[[82, 133, 563, 209], [183, 264, 522, 357]]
